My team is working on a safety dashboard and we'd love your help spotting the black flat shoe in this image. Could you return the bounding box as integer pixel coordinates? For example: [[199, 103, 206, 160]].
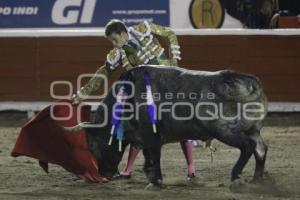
[[112, 172, 132, 180], [187, 173, 196, 181]]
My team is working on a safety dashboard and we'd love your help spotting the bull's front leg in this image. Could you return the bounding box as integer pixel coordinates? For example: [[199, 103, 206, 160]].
[[143, 146, 163, 189], [142, 149, 153, 178]]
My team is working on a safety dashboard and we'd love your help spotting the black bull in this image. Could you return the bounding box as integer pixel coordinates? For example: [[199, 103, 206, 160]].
[[64, 65, 268, 187]]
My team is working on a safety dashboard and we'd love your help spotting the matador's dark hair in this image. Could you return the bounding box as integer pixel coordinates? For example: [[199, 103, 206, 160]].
[[105, 19, 128, 36]]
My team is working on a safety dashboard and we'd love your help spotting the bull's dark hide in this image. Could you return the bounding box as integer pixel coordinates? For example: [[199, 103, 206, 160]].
[[80, 65, 268, 187]]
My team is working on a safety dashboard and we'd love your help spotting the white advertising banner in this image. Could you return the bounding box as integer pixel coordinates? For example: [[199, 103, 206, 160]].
[[170, 0, 243, 28]]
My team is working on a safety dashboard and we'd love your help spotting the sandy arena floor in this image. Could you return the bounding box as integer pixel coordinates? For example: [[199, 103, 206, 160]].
[[0, 113, 299, 200]]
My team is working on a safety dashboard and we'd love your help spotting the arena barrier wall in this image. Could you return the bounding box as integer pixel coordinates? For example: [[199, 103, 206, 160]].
[[0, 29, 299, 113]]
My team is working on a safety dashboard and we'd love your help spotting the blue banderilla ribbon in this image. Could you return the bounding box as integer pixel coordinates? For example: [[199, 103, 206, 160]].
[[143, 72, 157, 133], [116, 121, 124, 152], [109, 86, 126, 152]]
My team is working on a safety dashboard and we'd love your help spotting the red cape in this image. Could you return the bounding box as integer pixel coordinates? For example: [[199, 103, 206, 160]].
[[11, 100, 107, 183]]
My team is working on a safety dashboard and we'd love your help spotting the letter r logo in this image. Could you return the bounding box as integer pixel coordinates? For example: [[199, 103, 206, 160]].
[[52, 0, 96, 25]]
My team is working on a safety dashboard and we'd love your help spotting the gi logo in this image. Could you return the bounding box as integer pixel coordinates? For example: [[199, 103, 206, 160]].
[[52, 0, 96, 25], [189, 0, 224, 28]]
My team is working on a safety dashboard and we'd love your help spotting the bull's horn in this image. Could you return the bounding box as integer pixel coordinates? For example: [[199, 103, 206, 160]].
[[62, 122, 87, 132]]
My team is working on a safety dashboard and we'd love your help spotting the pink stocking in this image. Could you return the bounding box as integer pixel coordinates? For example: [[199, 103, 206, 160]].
[[180, 140, 195, 176], [120, 145, 140, 175]]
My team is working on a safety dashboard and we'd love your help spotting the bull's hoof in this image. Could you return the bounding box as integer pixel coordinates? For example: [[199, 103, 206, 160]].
[[144, 180, 163, 190], [251, 171, 272, 184], [250, 177, 264, 184], [230, 178, 271, 193], [230, 178, 249, 193], [249, 172, 281, 195], [110, 172, 121, 180], [251, 172, 274, 185]]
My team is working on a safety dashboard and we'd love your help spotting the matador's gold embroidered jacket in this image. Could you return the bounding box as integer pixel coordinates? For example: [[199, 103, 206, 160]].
[[73, 21, 181, 102]]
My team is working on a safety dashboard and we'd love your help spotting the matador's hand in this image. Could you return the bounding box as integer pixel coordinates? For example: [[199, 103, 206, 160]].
[[71, 94, 81, 105]]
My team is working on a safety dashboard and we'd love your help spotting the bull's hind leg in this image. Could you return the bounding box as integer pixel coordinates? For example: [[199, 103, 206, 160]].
[[249, 132, 268, 182], [231, 146, 254, 181], [213, 130, 255, 181]]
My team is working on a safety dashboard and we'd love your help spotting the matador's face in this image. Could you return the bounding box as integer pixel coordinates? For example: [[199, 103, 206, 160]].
[[107, 32, 129, 48]]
